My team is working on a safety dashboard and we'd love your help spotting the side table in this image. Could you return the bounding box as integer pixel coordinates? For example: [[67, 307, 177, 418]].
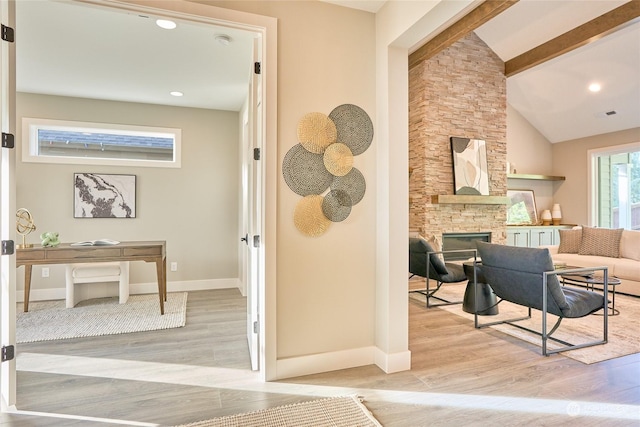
[[462, 261, 498, 316]]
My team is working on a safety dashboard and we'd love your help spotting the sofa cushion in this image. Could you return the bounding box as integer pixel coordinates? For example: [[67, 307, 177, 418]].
[[558, 228, 582, 253], [578, 226, 623, 258], [620, 229, 640, 261]]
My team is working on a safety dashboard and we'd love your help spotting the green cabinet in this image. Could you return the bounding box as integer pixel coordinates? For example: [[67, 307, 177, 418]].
[[506, 226, 571, 248]]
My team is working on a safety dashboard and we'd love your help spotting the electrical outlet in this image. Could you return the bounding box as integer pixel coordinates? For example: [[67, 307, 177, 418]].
[[42, 267, 49, 278], [170, 262, 178, 272]]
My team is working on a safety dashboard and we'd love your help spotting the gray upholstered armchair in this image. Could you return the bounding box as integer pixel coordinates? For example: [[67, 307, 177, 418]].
[[475, 242, 608, 356], [409, 236, 472, 308]]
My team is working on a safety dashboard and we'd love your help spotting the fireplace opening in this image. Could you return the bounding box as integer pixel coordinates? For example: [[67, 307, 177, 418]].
[[442, 232, 491, 261]]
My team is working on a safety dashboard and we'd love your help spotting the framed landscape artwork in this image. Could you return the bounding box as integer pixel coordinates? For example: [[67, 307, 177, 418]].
[[507, 190, 538, 225], [74, 173, 136, 218], [450, 137, 490, 196]]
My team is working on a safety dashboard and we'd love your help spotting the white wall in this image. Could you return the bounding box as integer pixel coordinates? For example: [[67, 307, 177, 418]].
[[16, 93, 240, 296]]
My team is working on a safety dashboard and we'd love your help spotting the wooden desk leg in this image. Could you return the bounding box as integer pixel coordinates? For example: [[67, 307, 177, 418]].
[[163, 257, 167, 302], [156, 259, 165, 315], [24, 265, 33, 312]]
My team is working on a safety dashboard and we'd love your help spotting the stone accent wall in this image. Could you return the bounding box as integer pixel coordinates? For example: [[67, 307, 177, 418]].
[[409, 32, 508, 244]]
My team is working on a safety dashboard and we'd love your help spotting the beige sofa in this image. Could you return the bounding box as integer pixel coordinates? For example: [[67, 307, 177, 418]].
[[543, 228, 640, 297]]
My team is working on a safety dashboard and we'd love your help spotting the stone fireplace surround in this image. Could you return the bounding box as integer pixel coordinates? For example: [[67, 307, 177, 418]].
[[409, 32, 508, 246]]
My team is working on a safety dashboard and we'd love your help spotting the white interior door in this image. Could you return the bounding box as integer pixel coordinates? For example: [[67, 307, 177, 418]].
[[0, 0, 16, 409], [246, 36, 263, 371]]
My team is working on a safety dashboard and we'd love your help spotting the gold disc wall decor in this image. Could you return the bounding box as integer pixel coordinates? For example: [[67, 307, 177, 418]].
[[297, 112, 337, 154], [294, 195, 331, 237], [323, 143, 353, 177]]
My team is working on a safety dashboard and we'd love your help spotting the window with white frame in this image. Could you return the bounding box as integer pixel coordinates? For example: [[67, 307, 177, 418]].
[[22, 118, 181, 168], [589, 143, 640, 230]]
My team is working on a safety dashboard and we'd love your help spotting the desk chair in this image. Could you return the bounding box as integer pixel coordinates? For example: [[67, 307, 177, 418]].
[[65, 262, 130, 308]]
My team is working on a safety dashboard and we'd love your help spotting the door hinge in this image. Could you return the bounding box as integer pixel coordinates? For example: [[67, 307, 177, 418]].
[[2, 132, 14, 149], [253, 320, 259, 334], [1, 240, 14, 256], [1, 345, 15, 362], [254, 62, 261, 74], [1, 25, 14, 43], [253, 147, 261, 160], [253, 235, 260, 248]]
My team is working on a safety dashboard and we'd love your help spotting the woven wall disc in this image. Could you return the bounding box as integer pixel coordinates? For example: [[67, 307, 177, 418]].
[[328, 104, 373, 156], [283, 144, 333, 196], [297, 112, 337, 154], [331, 167, 366, 206], [322, 189, 352, 222], [294, 195, 331, 237], [323, 143, 353, 177]]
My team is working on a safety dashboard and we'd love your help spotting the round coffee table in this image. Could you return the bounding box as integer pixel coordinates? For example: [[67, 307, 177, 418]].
[[560, 273, 621, 316]]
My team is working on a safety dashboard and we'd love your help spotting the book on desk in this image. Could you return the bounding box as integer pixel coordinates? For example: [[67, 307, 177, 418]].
[[71, 239, 120, 246]]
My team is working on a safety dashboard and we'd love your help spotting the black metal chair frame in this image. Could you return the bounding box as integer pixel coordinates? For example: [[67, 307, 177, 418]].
[[472, 262, 608, 356], [410, 248, 477, 308]]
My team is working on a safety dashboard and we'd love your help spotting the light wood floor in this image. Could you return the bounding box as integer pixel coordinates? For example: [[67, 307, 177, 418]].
[[2, 287, 639, 426]]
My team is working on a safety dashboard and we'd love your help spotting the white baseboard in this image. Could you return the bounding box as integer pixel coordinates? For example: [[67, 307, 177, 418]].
[[275, 346, 412, 380], [374, 348, 412, 373], [276, 346, 377, 380], [16, 278, 242, 303]]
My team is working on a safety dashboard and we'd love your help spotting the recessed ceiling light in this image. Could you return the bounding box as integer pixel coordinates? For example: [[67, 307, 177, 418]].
[[156, 19, 177, 30], [588, 83, 601, 92], [215, 35, 232, 46], [170, 91, 183, 97]]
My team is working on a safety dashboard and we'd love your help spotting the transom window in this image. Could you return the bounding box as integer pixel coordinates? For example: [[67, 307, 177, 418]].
[[22, 118, 181, 168]]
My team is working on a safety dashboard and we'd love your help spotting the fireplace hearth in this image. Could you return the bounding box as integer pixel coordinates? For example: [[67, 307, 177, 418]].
[[442, 232, 491, 261]]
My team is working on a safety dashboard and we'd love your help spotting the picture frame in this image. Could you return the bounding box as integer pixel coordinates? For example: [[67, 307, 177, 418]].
[[506, 189, 538, 225], [450, 137, 490, 196], [74, 173, 136, 218]]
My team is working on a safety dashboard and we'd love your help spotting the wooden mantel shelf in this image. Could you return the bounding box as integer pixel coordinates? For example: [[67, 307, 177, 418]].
[[430, 195, 510, 205], [507, 173, 565, 181]]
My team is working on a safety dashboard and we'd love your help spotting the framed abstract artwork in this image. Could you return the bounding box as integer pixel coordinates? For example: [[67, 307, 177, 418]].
[[450, 137, 489, 196], [74, 173, 136, 218], [506, 189, 538, 225]]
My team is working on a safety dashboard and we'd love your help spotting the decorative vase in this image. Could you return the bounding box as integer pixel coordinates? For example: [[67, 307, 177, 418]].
[[551, 204, 562, 225], [541, 209, 552, 226]]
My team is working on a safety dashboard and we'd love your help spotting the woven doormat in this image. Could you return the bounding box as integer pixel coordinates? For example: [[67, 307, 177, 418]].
[[17, 292, 187, 343], [174, 395, 382, 427]]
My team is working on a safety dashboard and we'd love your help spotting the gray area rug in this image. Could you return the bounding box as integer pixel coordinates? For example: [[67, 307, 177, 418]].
[[410, 281, 640, 364], [17, 292, 187, 343], [174, 395, 382, 427]]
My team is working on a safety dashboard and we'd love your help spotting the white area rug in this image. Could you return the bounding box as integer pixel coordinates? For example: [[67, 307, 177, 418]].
[[174, 395, 382, 427], [17, 292, 187, 343], [410, 281, 640, 364]]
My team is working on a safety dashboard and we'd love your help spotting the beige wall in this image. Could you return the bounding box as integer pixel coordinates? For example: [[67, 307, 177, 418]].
[[506, 103, 559, 215], [16, 93, 240, 292], [552, 127, 640, 226]]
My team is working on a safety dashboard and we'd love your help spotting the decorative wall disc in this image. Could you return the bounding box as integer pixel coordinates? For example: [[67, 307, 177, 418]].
[[328, 104, 373, 155], [322, 189, 352, 222], [294, 195, 331, 237], [323, 143, 353, 177], [297, 112, 337, 154], [331, 167, 366, 206], [283, 143, 333, 196]]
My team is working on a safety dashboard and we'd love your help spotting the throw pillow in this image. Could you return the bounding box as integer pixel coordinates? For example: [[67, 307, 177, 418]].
[[620, 229, 640, 261], [578, 226, 623, 258], [557, 228, 582, 254]]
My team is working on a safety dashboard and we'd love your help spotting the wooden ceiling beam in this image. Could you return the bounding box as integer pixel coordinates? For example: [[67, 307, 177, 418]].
[[505, 1, 640, 77], [408, 0, 518, 71]]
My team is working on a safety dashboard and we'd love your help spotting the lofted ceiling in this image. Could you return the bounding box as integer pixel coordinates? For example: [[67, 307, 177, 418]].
[[16, 1, 640, 143]]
